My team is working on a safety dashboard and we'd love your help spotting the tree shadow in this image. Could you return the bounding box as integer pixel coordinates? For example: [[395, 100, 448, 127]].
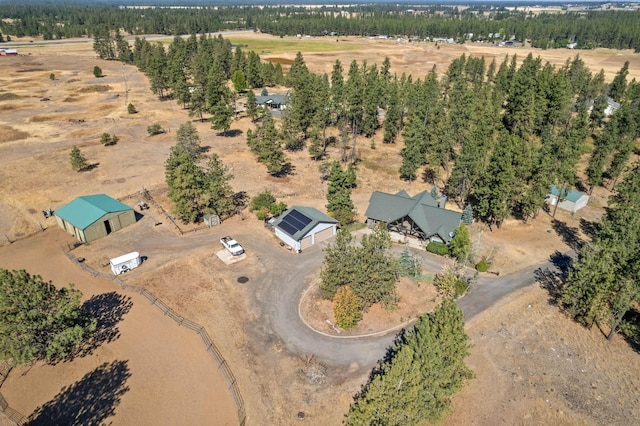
[[421, 167, 437, 184], [75, 292, 133, 359], [551, 219, 583, 251], [27, 360, 131, 426], [575, 179, 588, 193], [82, 163, 100, 172], [271, 163, 295, 177], [217, 129, 242, 137], [233, 191, 249, 213], [534, 250, 573, 306], [579, 218, 600, 241], [620, 309, 640, 354]]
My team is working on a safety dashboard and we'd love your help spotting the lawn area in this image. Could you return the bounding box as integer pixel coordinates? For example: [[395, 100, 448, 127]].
[[226, 35, 364, 54]]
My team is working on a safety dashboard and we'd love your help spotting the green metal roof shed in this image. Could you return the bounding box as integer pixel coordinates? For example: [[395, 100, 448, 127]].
[[54, 194, 135, 243], [547, 185, 589, 213]]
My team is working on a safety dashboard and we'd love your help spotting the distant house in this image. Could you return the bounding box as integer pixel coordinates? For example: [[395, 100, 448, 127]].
[[271, 206, 338, 252], [605, 97, 621, 117], [365, 190, 462, 244], [255, 94, 289, 110], [54, 194, 136, 243], [546, 185, 589, 213]]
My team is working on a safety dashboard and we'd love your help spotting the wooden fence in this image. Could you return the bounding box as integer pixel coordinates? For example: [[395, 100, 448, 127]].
[[0, 362, 27, 426], [64, 252, 246, 425]]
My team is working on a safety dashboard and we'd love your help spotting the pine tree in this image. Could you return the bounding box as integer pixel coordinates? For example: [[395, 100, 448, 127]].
[[346, 299, 473, 425], [449, 224, 471, 262], [69, 146, 88, 171], [0, 269, 96, 365], [245, 90, 259, 122], [210, 98, 233, 136], [562, 163, 640, 340], [326, 161, 356, 225], [609, 61, 629, 102], [320, 228, 356, 299], [201, 154, 235, 220]]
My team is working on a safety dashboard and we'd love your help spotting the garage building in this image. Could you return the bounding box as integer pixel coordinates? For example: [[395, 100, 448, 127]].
[[54, 194, 135, 243], [272, 206, 338, 252]]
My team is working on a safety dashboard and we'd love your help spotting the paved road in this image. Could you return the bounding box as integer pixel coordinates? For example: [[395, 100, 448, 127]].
[[97, 212, 564, 369], [244, 230, 564, 368]]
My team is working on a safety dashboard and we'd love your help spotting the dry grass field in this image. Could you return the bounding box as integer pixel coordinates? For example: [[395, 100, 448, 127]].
[[1, 33, 639, 425]]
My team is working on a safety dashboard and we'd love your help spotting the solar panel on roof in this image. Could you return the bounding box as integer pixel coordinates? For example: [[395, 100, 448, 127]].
[[288, 210, 312, 227], [277, 210, 313, 236], [278, 221, 298, 236]]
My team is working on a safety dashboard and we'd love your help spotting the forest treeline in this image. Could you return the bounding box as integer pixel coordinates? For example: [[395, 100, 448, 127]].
[[117, 31, 639, 230], [2, 3, 640, 51]]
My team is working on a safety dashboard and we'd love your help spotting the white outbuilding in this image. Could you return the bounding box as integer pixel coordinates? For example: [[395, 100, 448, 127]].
[[271, 206, 338, 253]]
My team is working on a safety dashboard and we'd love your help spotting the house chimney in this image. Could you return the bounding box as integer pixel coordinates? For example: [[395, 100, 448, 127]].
[[439, 195, 447, 209]]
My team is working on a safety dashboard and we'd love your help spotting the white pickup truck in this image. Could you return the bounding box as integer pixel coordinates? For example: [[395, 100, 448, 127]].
[[220, 236, 245, 256]]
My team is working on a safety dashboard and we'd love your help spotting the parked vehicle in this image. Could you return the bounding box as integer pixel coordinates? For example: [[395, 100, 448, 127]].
[[110, 251, 142, 275], [220, 236, 244, 256]]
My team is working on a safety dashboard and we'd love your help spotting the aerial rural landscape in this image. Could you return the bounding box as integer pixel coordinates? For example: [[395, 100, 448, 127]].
[[0, 2, 640, 425]]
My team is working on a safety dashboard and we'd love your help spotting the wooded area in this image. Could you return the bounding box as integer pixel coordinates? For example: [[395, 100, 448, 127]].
[[1, 3, 640, 51]]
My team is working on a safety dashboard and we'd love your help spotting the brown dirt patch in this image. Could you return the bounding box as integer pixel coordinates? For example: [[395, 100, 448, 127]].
[[0, 230, 238, 425], [447, 284, 640, 425], [0, 125, 29, 143]]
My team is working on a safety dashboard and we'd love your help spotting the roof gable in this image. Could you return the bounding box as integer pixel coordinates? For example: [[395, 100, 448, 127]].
[[272, 206, 337, 241], [366, 190, 461, 242], [255, 94, 288, 105], [55, 194, 132, 230]]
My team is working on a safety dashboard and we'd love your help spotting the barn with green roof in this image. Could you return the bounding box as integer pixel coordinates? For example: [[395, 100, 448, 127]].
[[54, 194, 135, 243]]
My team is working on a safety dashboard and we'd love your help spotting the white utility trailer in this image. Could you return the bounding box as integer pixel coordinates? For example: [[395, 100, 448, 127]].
[[110, 251, 142, 275]]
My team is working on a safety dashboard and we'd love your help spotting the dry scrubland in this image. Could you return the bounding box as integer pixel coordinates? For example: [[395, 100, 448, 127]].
[[0, 33, 639, 425]]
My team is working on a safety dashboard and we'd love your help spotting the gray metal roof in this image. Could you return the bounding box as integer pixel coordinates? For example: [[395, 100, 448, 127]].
[[255, 94, 288, 106], [365, 190, 462, 242]]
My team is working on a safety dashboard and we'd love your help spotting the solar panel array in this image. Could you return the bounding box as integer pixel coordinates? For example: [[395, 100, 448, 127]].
[[278, 209, 312, 236]]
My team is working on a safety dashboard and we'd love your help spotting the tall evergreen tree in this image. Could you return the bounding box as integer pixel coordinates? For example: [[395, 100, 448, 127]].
[[346, 299, 473, 425], [326, 161, 356, 225], [0, 269, 96, 365], [562, 162, 640, 341]]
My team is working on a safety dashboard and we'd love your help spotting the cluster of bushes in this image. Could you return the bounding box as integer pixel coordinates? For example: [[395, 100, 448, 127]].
[[100, 133, 119, 146], [249, 190, 287, 220], [426, 241, 449, 256]]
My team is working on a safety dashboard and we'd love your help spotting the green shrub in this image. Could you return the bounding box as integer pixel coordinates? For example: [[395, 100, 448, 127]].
[[127, 103, 137, 114], [249, 190, 276, 212], [93, 65, 103, 78], [249, 191, 287, 219], [147, 123, 164, 136], [426, 241, 449, 256], [475, 259, 489, 272], [100, 132, 118, 146]]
